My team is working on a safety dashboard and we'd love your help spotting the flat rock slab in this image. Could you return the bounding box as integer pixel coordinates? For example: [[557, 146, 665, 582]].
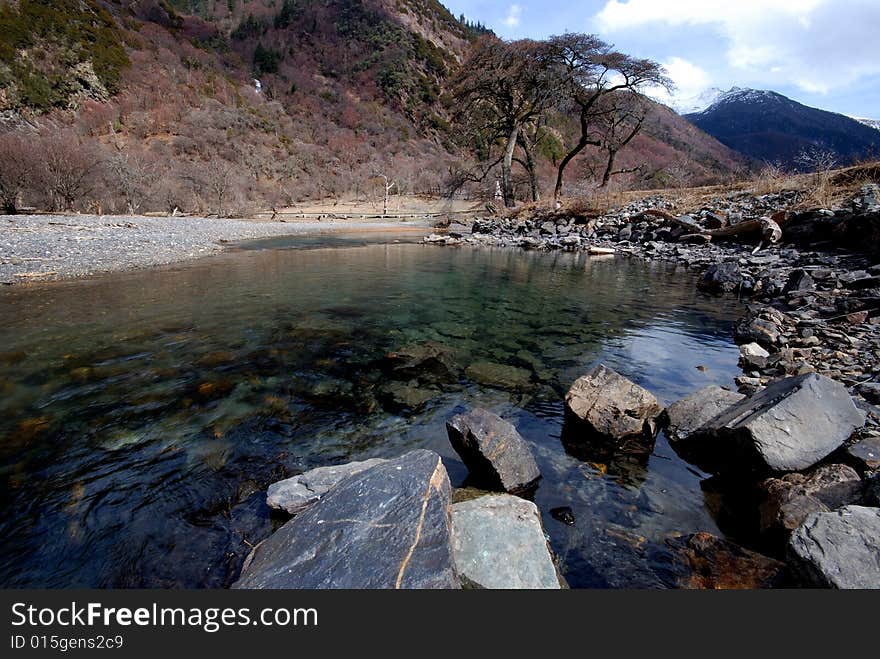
[[664, 385, 745, 443], [451, 495, 563, 589], [234, 450, 459, 589], [701, 373, 865, 472], [787, 506, 880, 588], [665, 532, 787, 589], [564, 364, 661, 442], [446, 408, 540, 493], [266, 458, 387, 515]]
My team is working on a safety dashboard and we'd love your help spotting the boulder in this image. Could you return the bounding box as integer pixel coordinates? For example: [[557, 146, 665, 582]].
[[739, 342, 770, 369], [233, 450, 459, 589], [446, 408, 540, 493], [787, 506, 880, 588], [696, 373, 865, 473], [663, 385, 745, 443], [664, 532, 787, 589], [451, 495, 564, 589], [698, 262, 741, 293], [266, 458, 387, 515], [564, 364, 661, 443], [758, 464, 863, 537]]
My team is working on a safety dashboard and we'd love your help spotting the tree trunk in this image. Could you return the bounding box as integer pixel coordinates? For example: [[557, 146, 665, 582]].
[[501, 125, 519, 208], [600, 149, 617, 187], [520, 138, 540, 202]]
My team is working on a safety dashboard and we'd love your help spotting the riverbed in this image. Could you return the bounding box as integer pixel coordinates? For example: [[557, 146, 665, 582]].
[[0, 231, 743, 587]]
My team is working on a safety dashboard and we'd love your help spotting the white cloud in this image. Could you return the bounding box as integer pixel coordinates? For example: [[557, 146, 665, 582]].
[[646, 56, 712, 108], [594, 0, 880, 95], [503, 4, 522, 28]]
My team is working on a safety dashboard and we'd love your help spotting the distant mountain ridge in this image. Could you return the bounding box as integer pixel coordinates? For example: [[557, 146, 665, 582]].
[[684, 87, 880, 167]]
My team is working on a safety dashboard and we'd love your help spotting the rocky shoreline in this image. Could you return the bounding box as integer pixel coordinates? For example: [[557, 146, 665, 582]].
[[223, 184, 880, 589]]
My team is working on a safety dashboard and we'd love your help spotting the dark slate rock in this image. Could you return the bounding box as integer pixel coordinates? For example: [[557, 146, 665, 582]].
[[846, 437, 880, 471], [698, 262, 742, 294], [787, 506, 880, 588], [662, 385, 745, 443], [697, 374, 866, 473], [446, 408, 540, 493], [233, 450, 459, 589]]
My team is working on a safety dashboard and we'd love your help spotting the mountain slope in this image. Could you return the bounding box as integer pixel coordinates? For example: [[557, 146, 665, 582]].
[[684, 88, 880, 167], [0, 0, 746, 213]]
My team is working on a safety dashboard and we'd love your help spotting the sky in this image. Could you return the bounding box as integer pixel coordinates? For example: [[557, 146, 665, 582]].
[[442, 0, 880, 118]]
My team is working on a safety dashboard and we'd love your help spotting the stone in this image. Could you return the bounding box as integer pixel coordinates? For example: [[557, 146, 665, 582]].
[[447, 223, 470, 238], [266, 458, 388, 515], [377, 381, 436, 413], [856, 381, 880, 404], [446, 408, 540, 493], [451, 495, 563, 589], [382, 342, 457, 384], [663, 385, 745, 443], [846, 437, 880, 471], [698, 373, 866, 473], [664, 532, 787, 589], [564, 364, 661, 442], [233, 450, 459, 589], [739, 342, 770, 369], [784, 269, 815, 294], [758, 464, 863, 537], [698, 262, 741, 293], [787, 506, 880, 588], [465, 361, 532, 391]]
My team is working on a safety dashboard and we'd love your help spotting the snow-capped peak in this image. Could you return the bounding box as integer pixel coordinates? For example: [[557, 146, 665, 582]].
[[850, 116, 880, 131], [677, 87, 780, 115]]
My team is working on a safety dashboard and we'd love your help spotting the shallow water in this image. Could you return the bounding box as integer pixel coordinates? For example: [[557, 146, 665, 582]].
[[0, 233, 743, 588]]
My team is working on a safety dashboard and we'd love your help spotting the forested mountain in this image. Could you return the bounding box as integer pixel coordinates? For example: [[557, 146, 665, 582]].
[[0, 0, 745, 214]]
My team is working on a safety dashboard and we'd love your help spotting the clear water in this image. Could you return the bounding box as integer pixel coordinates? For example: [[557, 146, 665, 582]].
[[0, 232, 743, 588]]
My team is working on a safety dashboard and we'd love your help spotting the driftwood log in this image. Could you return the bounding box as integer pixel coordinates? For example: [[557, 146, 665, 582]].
[[636, 209, 790, 243]]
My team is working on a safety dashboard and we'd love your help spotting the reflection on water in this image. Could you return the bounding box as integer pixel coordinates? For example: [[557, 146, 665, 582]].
[[0, 237, 742, 588]]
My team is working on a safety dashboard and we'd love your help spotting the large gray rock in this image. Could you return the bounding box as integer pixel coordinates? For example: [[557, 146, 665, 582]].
[[698, 373, 866, 473], [266, 458, 387, 515], [233, 450, 459, 589], [787, 506, 880, 588], [564, 364, 661, 443], [758, 464, 863, 537], [451, 495, 563, 589], [663, 385, 745, 443], [446, 408, 540, 493], [846, 437, 880, 472]]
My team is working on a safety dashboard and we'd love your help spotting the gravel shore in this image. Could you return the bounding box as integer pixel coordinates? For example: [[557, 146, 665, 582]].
[[0, 214, 427, 284]]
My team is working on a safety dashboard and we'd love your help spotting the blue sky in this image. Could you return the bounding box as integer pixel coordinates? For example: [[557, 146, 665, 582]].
[[442, 0, 880, 118]]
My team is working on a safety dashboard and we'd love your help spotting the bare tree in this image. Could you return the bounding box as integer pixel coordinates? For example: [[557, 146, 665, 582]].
[[40, 132, 95, 211], [0, 133, 36, 213], [450, 38, 558, 207], [203, 160, 233, 216], [107, 130, 155, 214], [593, 92, 649, 187], [545, 33, 670, 198]]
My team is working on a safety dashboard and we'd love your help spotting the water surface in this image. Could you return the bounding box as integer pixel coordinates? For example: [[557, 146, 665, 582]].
[[0, 234, 743, 588]]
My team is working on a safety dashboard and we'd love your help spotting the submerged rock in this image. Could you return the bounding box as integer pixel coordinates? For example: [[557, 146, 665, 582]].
[[787, 506, 880, 588], [464, 361, 532, 391], [451, 494, 564, 589], [382, 342, 458, 384], [664, 532, 787, 589], [266, 458, 388, 515], [663, 385, 745, 443], [693, 373, 865, 473], [234, 450, 459, 589], [758, 464, 863, 538], [446, 408, 540, 493], [564, 364, 661, 443]]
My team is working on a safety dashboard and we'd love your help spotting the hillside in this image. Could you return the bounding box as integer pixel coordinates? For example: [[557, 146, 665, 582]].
[[685, 88, 880, 168], [0, 0, 745, 214]]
